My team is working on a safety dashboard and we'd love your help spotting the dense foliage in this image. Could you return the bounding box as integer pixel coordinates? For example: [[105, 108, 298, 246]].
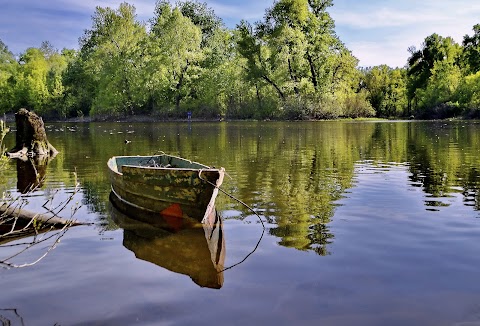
[[0, 1, 480, 120]]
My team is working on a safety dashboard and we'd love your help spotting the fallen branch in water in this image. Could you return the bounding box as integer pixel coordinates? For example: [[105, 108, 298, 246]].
[[0, 223, 71, 268], [0, 170, 89, 269], [0, 204, 86, 227]]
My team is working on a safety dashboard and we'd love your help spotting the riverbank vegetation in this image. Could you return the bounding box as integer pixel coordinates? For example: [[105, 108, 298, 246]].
[[1, 0, 480, 120]]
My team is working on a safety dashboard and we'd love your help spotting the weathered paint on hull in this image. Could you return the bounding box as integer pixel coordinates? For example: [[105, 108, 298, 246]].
[[107, 155, 224, 222]]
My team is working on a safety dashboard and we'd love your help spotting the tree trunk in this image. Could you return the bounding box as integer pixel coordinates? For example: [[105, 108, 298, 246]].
[[262, 75, 285, 100], [176, 61, 190, 111], [288, 58, 300, 95], [7, 108, 58, 158], [306, 52, 318, 90], [255, 84, 263, 111]]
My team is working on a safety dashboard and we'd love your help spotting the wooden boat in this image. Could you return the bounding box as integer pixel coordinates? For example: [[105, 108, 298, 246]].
[[107, 154, 224, 223], [109, 193, 226, 289]]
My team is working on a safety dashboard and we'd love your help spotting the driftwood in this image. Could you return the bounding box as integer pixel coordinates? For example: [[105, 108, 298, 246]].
[[0, 203, 86, 250], [7, 108, 58, 158], [0, 203, 85, 227], [0, 202, 86, 267]]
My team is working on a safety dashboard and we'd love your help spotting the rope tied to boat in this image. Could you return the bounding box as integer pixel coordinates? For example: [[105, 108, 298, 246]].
[[198, 169, 265, 229], [198, 169, 266, 273], [145, 150, 166, 165]]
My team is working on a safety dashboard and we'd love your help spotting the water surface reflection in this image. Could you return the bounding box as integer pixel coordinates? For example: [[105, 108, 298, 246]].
[[109, 194, 225, 289], [1, 121, 480, 325]]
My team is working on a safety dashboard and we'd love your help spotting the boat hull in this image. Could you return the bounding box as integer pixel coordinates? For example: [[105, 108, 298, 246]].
[[107, 155, 224, 222]]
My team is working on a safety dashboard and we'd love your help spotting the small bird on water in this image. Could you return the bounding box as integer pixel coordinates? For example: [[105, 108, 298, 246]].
[[124, 139, 131, 144]]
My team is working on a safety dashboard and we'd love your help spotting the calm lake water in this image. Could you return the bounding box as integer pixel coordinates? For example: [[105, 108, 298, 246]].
[[1, 120, 480, 326]]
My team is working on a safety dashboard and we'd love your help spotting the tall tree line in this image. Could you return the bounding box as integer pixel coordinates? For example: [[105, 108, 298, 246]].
[[405, 27, 480, 118], [0, 1, 480, 120], [361, 25, 480, 119]]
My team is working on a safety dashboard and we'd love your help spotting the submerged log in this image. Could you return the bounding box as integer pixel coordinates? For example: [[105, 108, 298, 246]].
[[7, 108, 58, 158], [0, 204, 88, 246], [0, 203, 86, 227]]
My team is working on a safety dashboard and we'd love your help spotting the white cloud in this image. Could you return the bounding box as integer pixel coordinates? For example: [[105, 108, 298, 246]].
[[350, 41, 408, 68], [330, 0, 480, 67], [332, 8, 442, 29], [332, 0, 480, 30]]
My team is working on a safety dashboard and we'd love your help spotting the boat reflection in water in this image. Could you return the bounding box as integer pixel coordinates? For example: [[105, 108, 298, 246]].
[[109, 193, 226, 289]]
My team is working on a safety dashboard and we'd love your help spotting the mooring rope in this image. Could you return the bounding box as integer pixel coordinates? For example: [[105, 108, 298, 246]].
[[145, 150, 166, 165], [198, 169, 265, 229], [220, 228, 264, 273], [199, 168, 267, 272]]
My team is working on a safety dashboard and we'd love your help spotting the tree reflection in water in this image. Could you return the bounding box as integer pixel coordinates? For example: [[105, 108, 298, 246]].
[[36, 121, 480, 257]]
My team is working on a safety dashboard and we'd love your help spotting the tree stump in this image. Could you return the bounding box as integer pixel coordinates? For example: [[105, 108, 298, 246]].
[[7, 108, 58, 158]]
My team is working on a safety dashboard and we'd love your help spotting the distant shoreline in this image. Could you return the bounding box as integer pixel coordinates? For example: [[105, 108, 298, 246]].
[[2, 112, 477, 124], [2, 113, 223, 124]]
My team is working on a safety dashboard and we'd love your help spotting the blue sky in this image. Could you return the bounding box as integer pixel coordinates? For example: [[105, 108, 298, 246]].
[[1, 0, 479, 68]]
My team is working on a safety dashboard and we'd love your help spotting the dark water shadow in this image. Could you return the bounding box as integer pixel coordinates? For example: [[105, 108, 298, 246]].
[[15, 156, 53, 194]]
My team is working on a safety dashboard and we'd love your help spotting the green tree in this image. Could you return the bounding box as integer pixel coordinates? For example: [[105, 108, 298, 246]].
[[62, 53, 97, 118], [44, 47, 73, 117], [407, 34, 461, 113], [236, 20, 286, 101], [177, 0, 223, 46], [148, 1, 203, 113], [79, 2, 148, 116], [328, 49, 372, 118], [455, 71, 480, 114], [415, 60, 462, 118], [16, 47, 50, 111], [1, 40, 73, 117], [462, 24, 480, 74], [175, 1, 242, 117], [362, 65, 407, 117], [236, 0, 365, 119], [0, 40, 18, 113], [189, 27, 245, 117]]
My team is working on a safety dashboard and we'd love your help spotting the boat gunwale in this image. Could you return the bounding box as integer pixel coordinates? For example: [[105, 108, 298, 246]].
[[107, 155, 224, 175], [121, 165, 223, 173]]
